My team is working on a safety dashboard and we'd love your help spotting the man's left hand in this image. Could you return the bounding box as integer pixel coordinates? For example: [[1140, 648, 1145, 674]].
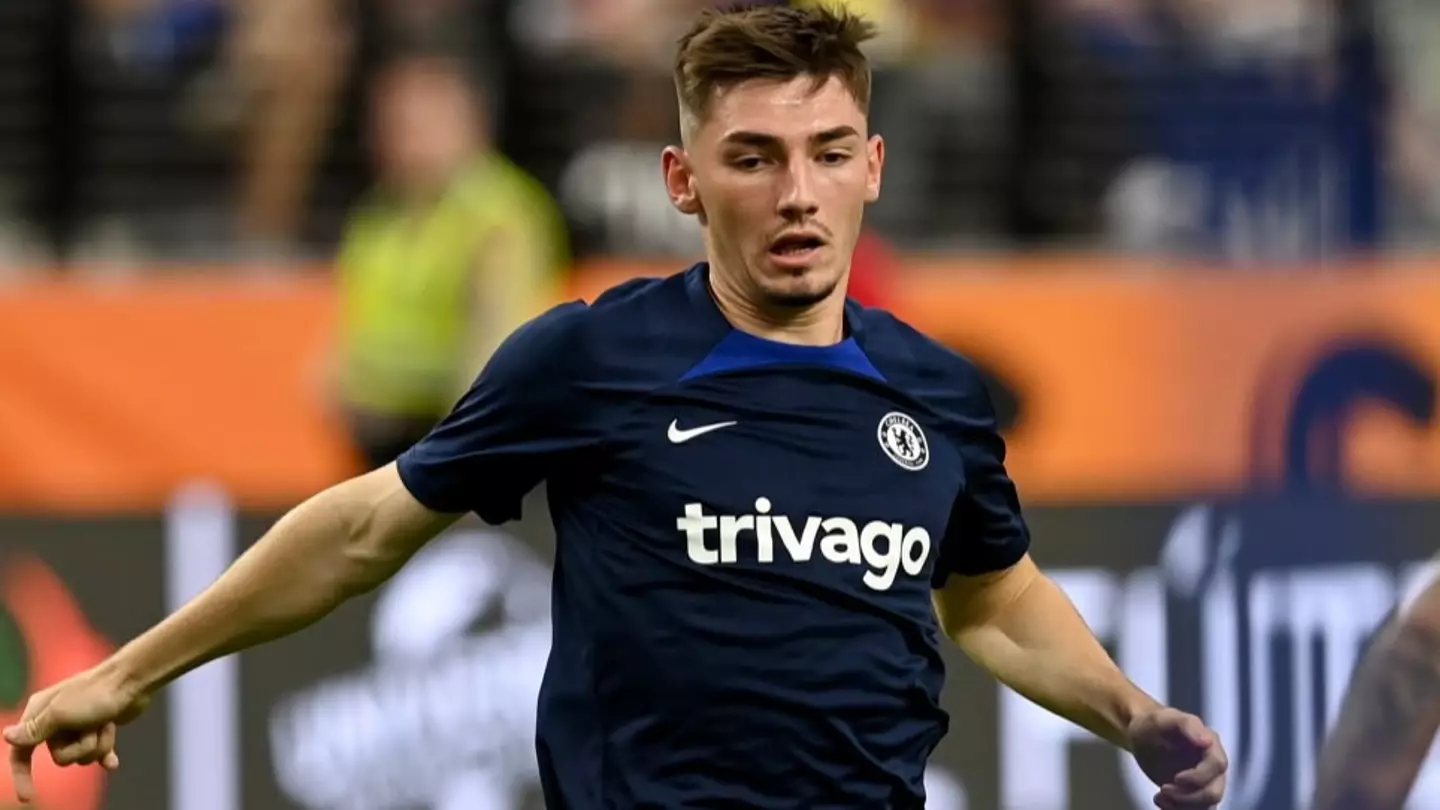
[[1128, 706, 1228, 810]]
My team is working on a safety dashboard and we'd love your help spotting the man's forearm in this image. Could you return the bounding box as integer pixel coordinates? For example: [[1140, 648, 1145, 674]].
[[1312, 595, 1440, 810], [108, 469, 436, 697], [943, 570, 1159, 748]]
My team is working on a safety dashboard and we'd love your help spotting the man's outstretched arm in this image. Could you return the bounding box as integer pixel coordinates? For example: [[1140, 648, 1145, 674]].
[[933, 554, 1158, 747], [929, 362, 1225, 808], [1312, 570, 1440, 810], [8, 299, 595, 804], [109, 462, 457, 695], [933, 555, 1228, 809], [4, 463, 458, 803]]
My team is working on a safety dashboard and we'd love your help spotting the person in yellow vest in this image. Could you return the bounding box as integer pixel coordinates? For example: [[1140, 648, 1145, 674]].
[[333, 48, 568, 469]]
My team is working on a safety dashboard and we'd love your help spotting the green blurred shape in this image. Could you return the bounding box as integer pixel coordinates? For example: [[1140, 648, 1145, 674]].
[[0, 601, 26, 709]]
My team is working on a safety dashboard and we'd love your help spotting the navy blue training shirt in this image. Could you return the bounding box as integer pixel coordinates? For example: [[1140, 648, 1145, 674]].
[[396, 263, 1030, 809]]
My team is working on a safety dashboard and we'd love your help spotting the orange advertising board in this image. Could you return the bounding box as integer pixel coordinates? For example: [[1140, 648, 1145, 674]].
[[1, 259, 1439, 512], [0, 278, 351, 512]]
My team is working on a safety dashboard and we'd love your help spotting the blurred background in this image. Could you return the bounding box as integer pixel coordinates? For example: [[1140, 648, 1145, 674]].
[[6, 0, 1440, 267], [4, 0, 1440, 809]]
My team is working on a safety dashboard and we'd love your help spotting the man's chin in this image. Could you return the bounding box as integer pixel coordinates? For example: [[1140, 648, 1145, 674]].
[[758, 279, 839, 310]]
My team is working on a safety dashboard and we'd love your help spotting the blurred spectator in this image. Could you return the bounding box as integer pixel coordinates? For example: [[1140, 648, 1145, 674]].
[[865, 0, 1011, 245], [332, 49, 568, 470], [20, 0, 1433, 263], [1377, 0, 1440, 244], [224, 0, 352, 256], [1049, 0, 1387, 264], [511, 0, 708, 259], [97, 0, 228, 71], [68, 0, 353, 261]]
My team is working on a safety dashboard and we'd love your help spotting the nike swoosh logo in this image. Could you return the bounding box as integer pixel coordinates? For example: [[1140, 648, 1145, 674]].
[[667, 419, 737, 444]]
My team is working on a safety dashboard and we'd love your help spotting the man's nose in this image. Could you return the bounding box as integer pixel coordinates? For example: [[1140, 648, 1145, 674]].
[[777, 162, 820, 220]]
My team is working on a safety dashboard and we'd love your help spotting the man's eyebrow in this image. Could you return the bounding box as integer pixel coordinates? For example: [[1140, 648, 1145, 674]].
[[719, 125, 862, 148], [811, 125, 861, 145], [720, 131, 782, 148]]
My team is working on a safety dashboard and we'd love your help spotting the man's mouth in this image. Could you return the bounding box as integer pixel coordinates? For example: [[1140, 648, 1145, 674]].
[[769, 233, 826, 258]]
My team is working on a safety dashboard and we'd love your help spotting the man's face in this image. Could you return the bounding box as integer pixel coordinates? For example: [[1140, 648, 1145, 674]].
[[664, 75, 884, 308]]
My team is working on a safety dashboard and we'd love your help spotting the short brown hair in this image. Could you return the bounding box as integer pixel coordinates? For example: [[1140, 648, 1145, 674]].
[[674, 3, 878, 124]]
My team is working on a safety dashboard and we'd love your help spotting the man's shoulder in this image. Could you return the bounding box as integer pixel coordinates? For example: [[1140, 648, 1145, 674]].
[[587, 270, 692, 314], [524, 271, 686, 341], [508, 269, 708, 388], [856, 305, 987, 392]]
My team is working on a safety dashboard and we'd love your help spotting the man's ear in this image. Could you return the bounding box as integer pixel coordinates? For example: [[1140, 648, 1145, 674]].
[[865, 134, 885, 204], [662, 146, 704, 216]]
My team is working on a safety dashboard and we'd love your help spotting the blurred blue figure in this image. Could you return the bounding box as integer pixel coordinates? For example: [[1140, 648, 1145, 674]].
[[106, 0, 229, 71], [1069, 0, 1384, 264]]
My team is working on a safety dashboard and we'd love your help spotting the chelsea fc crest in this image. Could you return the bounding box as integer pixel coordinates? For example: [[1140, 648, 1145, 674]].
[[877, 412, 929, 471]]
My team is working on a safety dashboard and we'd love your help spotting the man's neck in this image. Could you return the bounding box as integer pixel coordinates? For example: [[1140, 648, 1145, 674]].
[[706, 265, 846, 347]]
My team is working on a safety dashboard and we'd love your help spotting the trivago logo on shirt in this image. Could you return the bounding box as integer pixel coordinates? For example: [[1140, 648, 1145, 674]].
[[677, 498, 932, 591]]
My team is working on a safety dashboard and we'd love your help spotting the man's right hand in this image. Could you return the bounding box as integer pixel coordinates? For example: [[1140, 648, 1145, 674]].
[[3, 662, 150, 804], [1, 464, 453, 805]]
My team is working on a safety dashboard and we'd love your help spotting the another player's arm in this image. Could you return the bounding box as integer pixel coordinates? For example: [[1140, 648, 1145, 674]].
[[106, 464, 458, 700], [932, 557, 1158, 749], [1311, 567, 1440, 810]]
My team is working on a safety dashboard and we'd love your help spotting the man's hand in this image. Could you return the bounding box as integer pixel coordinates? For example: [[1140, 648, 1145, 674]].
[[3, 664, 150, 804], [1128, 707, 1229, 810]]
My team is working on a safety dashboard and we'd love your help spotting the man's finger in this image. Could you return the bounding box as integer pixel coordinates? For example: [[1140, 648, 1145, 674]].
[[51, 731, 99, 767], [71, 732, 107, 766], [1160, 777, 1226, 808], [101, 750, 120, 771], [1153, 789, 1182, 810], [10, 688, 59, 746], [87, 725, 118, 769], [7, 738, 36, 804], [1173, 751, 1227, 789], [3, 717, 39, 748], [97, 724, 116, 760], [7, 709, 52, 750]]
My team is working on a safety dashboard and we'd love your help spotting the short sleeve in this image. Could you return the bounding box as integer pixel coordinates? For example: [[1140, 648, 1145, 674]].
[[396, 300, 598, 524], [930, 377, 1031, 587]]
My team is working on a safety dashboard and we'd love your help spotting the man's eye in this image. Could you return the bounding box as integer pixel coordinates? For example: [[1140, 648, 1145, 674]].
[[820, 152, 851, 165], [733, 156, 765, 170]]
